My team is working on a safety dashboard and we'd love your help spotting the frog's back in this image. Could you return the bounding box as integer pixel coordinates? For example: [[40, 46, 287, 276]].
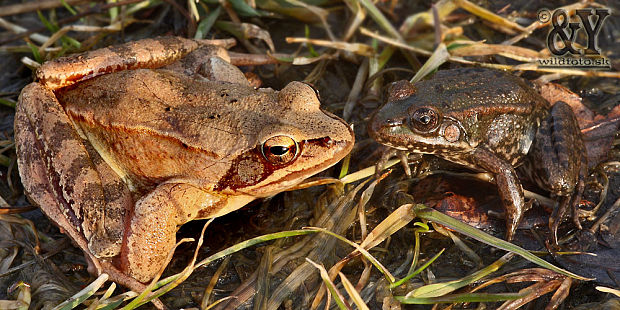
[[414, 68, 549, 117], [55, 69, 282, 187]]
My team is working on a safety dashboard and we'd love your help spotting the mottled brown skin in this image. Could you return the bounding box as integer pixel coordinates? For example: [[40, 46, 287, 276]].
[[15, 37, 354, 289], [368, 68, 586, 241]]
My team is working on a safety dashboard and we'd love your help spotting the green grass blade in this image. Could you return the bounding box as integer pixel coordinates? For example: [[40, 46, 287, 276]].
[[391, 248, 444, 288], [53, 274, 108, 310], [413, 205, 592, 281], [395, 292, 526, 304], [409, 253, 512, 298]]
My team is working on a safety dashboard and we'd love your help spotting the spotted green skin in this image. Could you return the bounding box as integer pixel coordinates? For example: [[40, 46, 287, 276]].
[[369, 68, 586, 240]]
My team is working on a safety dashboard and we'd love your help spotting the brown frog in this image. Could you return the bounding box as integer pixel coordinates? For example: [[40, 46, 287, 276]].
[[368, 68, 586, 241], [15, 37, 354, 289]]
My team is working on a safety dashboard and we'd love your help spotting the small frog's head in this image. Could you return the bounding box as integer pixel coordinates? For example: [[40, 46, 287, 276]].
[[215, 81, 354, 198], [368, 80, 471, 155]]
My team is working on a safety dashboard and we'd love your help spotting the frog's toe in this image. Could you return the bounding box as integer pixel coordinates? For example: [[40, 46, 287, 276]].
[[505, 220, 517, 241], [397, 150, 412, 178], [549, 196, 571, 244]]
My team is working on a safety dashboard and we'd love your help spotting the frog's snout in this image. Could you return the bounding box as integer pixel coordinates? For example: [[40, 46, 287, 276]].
[[368, 111, 405, 142]]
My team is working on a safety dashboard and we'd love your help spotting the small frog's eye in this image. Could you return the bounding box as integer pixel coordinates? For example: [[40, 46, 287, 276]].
[[302, 82, 321, 101], [409, 107, 440, 132], [261, 135, 299, 165]]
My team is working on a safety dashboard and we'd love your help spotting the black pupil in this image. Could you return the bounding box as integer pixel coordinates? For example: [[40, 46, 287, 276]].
[[419, 114, 431, 124], [270, 146, 289, 156]]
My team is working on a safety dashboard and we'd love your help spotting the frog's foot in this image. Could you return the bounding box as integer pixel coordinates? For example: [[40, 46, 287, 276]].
[[549, 154, 587, 244], [375, 147, 424, 178]]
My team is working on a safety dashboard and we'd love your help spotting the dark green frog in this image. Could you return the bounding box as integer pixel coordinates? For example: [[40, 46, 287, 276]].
[[368, 68, 586, 241]]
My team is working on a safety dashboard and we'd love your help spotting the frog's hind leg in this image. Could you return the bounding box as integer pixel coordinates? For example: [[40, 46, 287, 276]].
[[529, 101, 586, 243], [549, 150, 587, 243], [15, 83, 125, 260], [37, 37, 202, 90]]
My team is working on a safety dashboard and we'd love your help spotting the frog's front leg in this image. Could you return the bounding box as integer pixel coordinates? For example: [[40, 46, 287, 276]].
[[472, 147, 527, 240], [527, 101, 586, 243], [375, 147, 425, 178], [120, 183, 254, 282]]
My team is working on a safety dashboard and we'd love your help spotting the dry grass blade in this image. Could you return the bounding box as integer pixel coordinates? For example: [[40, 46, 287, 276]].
[[0, 17, 49, 44], [497, 279, 564, 310], [0, 214, 41, 253], [596, 286, 620, 297], [359, 203, 416, 251], [306, 258, 349, 310], [341, 0, 366, 42], [0, 0, 93, 17], [201, 257, 230, 309], [455, 0, 526, 33], [450, 43, 541, 62], [360, 27, 431, 56], [503, 1, 596, 45], [38, 22, 127, 54], [343, 58, 368, 121], [339, 272, 369, 310], [3, 282, 31, 310], [410, 43, 449, 82], [286, 37, 374, 56], [291, 53, 337, 65], [340, 159, 399, 184], [355, 0, 402, 41], [86, 282, 116, 310], [285, 0, 334, 41], [307, 227, 395, 283]]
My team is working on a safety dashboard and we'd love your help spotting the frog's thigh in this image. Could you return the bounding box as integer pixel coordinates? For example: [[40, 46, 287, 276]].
[[121, 183, 224, 282], [473, 147, 526, 240], [15, 83, 119, 257], [15, 87, 95, 254], [38, 37, 201, 90], [530, 101, 583, 195]]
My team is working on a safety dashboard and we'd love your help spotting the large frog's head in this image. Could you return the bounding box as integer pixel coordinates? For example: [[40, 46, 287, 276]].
[[368, 80, 472, 156], [214, 81, 354, 198]]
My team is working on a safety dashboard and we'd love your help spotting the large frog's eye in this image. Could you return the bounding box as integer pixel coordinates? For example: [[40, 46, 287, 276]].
[[409, 107, 440, 132], [261, 136, 299, 165]]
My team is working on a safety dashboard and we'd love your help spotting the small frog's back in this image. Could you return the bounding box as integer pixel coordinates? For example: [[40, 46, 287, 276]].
[[414, 68, 549, 116]]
